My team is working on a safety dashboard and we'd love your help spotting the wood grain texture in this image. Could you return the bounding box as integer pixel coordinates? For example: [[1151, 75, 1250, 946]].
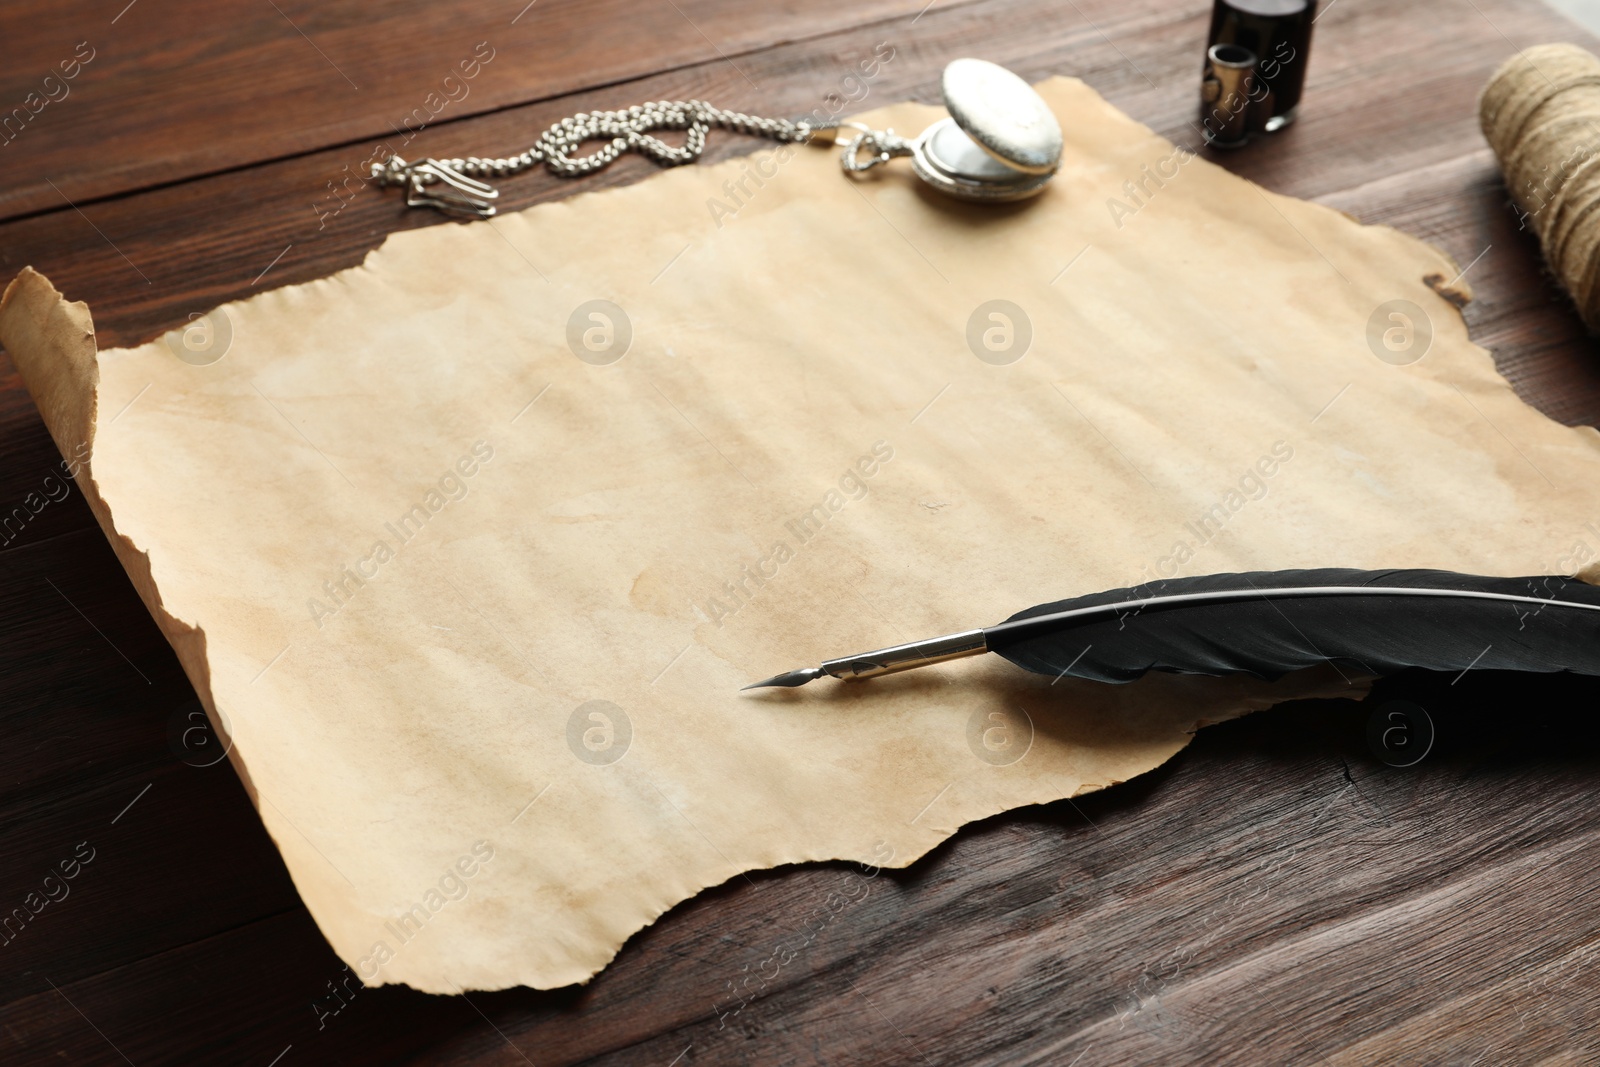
[[4, 0, 1600, 1062], [0, 0, 926, 221]]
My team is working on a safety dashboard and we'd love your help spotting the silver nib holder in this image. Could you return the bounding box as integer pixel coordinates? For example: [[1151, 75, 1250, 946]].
[[742, 629, 988, 690]]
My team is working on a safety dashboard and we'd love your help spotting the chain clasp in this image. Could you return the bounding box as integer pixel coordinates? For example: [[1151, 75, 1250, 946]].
[[373, 156, 499, 219]]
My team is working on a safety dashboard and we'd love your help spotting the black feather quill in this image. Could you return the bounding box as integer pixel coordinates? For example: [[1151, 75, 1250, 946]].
[[988, 568, 1600, 684], [742, 569, 1600, 689]]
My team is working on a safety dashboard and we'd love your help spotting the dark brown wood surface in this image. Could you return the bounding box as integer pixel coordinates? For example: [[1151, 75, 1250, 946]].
[[4, 0, 1600, 1063]]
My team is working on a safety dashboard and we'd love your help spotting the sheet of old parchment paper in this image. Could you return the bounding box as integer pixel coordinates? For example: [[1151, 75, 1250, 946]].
[[5, 76, 1596, 993]]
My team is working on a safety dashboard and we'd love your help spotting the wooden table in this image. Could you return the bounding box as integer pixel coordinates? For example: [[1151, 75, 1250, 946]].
[[5, 0, 1600, 1062]]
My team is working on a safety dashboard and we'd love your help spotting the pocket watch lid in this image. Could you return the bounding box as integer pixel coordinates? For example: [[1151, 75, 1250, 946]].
[[941, 58, 1063, 176]]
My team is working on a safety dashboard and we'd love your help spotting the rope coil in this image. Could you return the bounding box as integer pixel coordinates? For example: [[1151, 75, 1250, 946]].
[[1481, 43, 1600, 330]]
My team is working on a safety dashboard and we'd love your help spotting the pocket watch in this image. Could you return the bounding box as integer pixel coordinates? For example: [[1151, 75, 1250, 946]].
[[837, 58, 1062, 202]]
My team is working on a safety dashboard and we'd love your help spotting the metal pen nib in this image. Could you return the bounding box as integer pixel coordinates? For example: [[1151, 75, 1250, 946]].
[[741, 667, 827, 690], [741, 629, 988, 690]]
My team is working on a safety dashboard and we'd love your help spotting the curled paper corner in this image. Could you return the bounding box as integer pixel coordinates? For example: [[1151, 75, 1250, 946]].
[[0, 269, 250, 802], [1, 268, 100, 459]]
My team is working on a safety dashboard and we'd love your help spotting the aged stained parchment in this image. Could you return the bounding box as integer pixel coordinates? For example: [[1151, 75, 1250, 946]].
[[5, 77, 1595, 992]]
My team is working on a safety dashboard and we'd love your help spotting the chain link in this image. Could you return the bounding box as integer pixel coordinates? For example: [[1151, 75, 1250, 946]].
[[373, 101, 826, 218]]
